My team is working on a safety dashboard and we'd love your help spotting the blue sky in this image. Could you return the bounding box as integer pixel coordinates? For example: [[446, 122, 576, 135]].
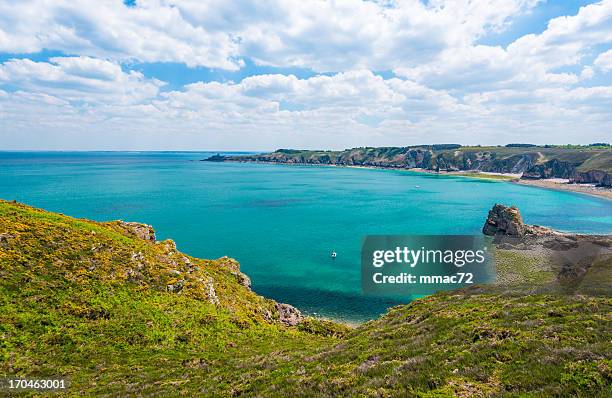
[[478, 1, 596, 45], [0, 0, 611, 150]]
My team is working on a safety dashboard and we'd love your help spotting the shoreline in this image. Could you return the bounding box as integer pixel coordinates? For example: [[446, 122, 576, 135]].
[[514, 178, 612, 200], [218, 160, 612, 200]]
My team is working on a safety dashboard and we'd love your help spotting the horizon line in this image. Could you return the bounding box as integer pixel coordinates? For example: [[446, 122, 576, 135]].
[[1, 143, 611, 153]]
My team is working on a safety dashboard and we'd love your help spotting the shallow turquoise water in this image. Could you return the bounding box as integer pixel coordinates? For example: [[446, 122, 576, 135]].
[[1, 152, 611, 322]]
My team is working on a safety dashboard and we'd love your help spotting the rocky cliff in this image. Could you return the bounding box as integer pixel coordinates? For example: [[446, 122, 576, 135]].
[[206, 146, 612, 187], [0, 200, 303, 327]]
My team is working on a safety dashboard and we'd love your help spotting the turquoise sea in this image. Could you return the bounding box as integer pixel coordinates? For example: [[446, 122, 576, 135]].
[[1, 151, 611, 322]]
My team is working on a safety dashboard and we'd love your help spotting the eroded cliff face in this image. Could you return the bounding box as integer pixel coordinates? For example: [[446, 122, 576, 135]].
[[522, 159, 575, 179], [208, 147, 612, 186], [0, 199, 304, 327], [572, 169, 612, 186]]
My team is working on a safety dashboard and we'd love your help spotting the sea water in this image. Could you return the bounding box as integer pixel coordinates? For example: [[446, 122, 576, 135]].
[[1, 151, 611, 322]]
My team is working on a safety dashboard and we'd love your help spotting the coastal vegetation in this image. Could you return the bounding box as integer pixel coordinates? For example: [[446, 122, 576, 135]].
[[1, 200, 610, 396], [207, 145, 612, 187], [446, 172, 518, 181]]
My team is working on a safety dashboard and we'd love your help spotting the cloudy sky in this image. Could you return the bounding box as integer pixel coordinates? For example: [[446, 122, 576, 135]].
[[0, 0, 611, 150]]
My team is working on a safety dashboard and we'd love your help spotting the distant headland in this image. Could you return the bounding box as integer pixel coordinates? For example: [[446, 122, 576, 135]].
[[204, 144, 612, 199]]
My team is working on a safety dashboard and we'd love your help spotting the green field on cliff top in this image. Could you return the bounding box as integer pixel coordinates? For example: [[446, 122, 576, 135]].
[[1, 199, 611, 396], [227, 145, 612, 174]]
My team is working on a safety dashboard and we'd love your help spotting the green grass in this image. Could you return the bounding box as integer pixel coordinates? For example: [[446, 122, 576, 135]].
[[451, 172, 518, 181], [494, 250, 554, 285], [230, 145, 612, 175], [252, 293, 611, 397], [1, 200, 610, 396], [577, 151, 612, 173], [0, 200, 343, 396]]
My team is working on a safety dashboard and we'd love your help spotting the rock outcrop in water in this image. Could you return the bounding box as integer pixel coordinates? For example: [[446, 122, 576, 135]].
[[481, 203, 607, 243], [204, 146, 612, 187], [482, 204, 566, 247], [483, 203, 611, 294], [482, 204, 527, 237]]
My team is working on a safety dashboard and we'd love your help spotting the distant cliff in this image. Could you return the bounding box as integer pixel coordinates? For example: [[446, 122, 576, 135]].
[[206, 145, 612, 187]]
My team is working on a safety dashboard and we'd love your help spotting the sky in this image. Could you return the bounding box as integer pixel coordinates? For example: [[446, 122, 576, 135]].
[[0, 0, 611, 151]]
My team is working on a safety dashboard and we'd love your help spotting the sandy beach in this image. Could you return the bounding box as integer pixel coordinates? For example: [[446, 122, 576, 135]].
[[414, 169, 612, 200], [348, 166, 612, 200], [515, 178, 612, 200]]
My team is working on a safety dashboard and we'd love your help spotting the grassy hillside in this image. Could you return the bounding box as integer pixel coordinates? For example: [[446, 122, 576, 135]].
[[254, 292, 611, 397], [0, 200, 345, 396], [1, 200, 610, 396], [577, 150, 612, 173], [456, 146, 612, 173]]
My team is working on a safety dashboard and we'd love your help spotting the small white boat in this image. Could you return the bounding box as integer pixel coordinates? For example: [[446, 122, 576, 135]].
[[331, 251, 337, 258], [415, 185, 421, 188]]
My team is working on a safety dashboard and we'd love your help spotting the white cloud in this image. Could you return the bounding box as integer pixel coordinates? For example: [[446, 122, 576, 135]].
[[0, 56, 163, 104], [233, 0, 543, 71], [397, 1, 612, 91], [0, 1, 611, 149], [0, 0, 242, 69], [506, 0, 612, 70], [2, 63, 611, 149], [0, 0, 542, 71], [594, 49, 612, 71]]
